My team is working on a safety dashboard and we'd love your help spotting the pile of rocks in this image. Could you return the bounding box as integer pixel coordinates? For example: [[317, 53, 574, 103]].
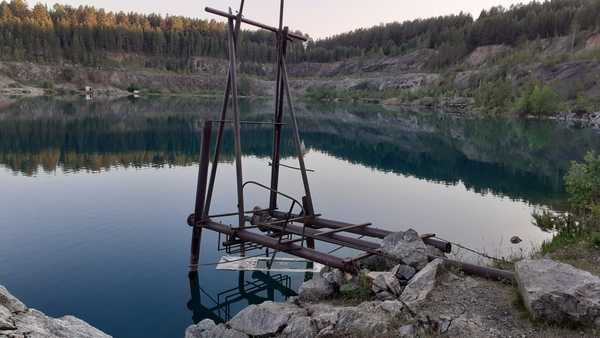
[[0, 285, 110, 338], [366, 229, 445, 302], [294, 228, 446, 304]]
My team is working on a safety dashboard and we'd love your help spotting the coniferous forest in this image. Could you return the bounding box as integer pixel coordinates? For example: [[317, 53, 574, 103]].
[[2, 0, 600, 70]]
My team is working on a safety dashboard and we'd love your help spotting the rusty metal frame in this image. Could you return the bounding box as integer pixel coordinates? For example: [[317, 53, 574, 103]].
[[182, 1, 526, 283]]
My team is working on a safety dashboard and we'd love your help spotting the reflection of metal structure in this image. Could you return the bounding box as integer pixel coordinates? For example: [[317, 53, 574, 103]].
[[187, 271, 297, 324], [186, 0, 452, 274]]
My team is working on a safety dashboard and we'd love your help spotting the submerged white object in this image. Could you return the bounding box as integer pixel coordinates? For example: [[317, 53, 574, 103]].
[[216, 255, 324, 273]]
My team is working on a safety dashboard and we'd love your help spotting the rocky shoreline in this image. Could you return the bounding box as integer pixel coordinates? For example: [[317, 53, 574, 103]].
[[0, 286, 110, 338], [186, 229, 600, 338]]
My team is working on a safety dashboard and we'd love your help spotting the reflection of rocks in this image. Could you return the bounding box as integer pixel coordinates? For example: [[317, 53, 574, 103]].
[[0, 285, 110, 338]]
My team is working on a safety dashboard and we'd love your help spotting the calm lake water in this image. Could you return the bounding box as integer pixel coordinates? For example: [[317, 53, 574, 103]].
[[1, 96, 600, 337]]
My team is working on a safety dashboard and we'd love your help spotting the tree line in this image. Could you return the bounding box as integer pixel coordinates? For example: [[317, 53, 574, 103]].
[[2, 0, 600, 70]]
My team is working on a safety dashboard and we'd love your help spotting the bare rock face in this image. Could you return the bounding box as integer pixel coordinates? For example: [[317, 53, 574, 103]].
[[380, 229, 429, 269], [227, 301, 306, 336], [465, 45, 511, 67], [400, 259, 444, 308], [585, 33, 600, 51], [298, 276, 336, 302], [0, 285, 111, 338], [515, 259, 600, 327]]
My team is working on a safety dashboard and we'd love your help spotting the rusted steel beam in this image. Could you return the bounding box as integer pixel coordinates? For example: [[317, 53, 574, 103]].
[[203, 221, 355, 271], [227, 17, 246, 255], [270, 211, 452, 253], [438, 257, 515, 282], [261, 222, 381, 254], [259, 214, 320, 226], [189, 121, 213, 271], [269, 27, 287, 211], [280, 53, 315, 214], [205, 7, 307, 41], [316, 223, 371, 236], [204, 0, 245, 218]]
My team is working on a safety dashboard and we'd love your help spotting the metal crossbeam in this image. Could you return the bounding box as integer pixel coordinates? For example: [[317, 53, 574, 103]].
[[316, 223, 371, 236]]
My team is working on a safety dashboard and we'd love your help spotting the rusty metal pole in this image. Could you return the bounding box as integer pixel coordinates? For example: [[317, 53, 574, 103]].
[[280, 49, 315, 215], [227, 15, 246, 256], [204, 0, 245, 216], [189, 121, 213, 271], [269, 0, 286, 211]]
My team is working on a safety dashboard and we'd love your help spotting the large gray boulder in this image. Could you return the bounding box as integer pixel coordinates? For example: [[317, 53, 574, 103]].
[[185, 319, 247, 338], [298, 276, 335, 302], [279, 315, 318, 338], [0, 285, 111, 338], [369, 271, 403, 300], [515, 259, 600, 327], [400, 258, 444, 308], [380, 229, 429, 270], [228, 301, 305, 336]]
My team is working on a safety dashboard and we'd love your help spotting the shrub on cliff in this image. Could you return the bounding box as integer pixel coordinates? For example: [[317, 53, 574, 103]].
[[566, 151, 600, 220], [514, 84, 561, 116]]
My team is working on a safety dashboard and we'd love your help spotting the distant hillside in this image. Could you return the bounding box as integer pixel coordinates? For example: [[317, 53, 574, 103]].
[[2, 0, 600, 118], [2, 0, 600, 69]]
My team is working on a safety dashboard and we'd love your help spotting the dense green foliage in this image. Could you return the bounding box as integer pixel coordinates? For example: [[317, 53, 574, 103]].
[[0, 0, 305, 69], [514, 84, 561, 115], [566, 151, 600, 215], [3, 0, 600, 70], [311, 0, 600, 64], [537, 151, 600, 253]]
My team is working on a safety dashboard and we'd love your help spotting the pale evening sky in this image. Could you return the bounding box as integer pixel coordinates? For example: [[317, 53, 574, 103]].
[[35, 0, 528, 39]]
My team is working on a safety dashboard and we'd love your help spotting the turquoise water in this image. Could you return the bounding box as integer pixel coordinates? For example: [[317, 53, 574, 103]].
[[1, 96, 599, 337]]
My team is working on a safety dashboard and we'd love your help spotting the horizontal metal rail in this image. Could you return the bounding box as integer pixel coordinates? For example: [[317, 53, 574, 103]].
[[316, 223, 371, 236], [205, 7, 307, 41], [207, 208, 274, 220], [260, 222, 381, 254], [203, 220, 354, 271], [270, 211, 452, 253]]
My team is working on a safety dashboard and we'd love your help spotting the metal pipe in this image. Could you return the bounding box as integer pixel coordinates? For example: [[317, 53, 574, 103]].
[[280, 51, 315, 214], [204, 0, 245, 216], [203, 221, 354, 271], [261, 222, 381, 253], [189, 121, 213, 271], [439, 257, 515, 282], [227, 17, 246, 255], [204, 7, 307, 41], [269, 25, 286, 211], [270, 211, 452, 253]]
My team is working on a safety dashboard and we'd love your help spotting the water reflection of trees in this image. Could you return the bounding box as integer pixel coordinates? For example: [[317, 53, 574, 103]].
[[2, 96, 600, 206]]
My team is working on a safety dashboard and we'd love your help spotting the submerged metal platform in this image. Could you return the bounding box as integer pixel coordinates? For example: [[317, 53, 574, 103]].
[[216, 256, 324, 273]]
